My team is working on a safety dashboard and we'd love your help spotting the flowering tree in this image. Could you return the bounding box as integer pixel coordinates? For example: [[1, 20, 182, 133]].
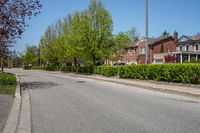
[[0, 0, 42, 72], [164, 55, 178, 63]]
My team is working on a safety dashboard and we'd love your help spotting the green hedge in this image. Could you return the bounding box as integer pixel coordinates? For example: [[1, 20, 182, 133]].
[[94, 65, 121, 77], [120, 64, 200, 84], [24, 64, 200, 84], [61, 66, 94, 74]]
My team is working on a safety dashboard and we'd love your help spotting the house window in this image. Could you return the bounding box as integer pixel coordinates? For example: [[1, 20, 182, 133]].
[[195, 43, 199, 51], [186, 44, 190, 52], [179, 46, 182, 51], [140, 47, 146, 54], [130, 48, 133, 54]]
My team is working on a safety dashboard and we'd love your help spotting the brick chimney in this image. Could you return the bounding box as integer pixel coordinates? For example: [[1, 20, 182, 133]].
[[174, 31, 178, 42]]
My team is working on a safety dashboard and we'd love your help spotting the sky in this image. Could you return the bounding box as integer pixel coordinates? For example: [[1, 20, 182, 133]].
[[14, 0, 200, 52]]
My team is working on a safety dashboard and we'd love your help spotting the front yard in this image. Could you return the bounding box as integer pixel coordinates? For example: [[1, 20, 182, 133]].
[[0, 73, 16, 95]]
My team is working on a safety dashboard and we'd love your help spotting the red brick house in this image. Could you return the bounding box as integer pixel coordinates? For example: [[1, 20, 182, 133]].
[[122, 32, 178, 64]]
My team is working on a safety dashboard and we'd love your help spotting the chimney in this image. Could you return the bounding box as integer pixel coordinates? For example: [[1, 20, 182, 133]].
[[174, 31, 178, 41]]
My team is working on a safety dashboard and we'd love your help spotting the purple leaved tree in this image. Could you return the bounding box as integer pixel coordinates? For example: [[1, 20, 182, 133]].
[[0, 0, 42, 72]]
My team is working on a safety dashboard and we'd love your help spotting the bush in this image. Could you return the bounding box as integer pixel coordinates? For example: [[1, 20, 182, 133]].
[[23, 65, 31, 70], [94, 65, 120, 77], [31, 66, 46, 70], [45, 65, 60, 71], [61, 66, 95, 74], [96, 64, 200, 84]]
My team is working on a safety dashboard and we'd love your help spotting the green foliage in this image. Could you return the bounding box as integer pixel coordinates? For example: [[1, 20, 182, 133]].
[[162, 30, 170, 37], [94, 65, 120, 77], [95, 64, 200, 84], [27, 64, 200, 84], [61, 66, 95, 74], [37, 0, 114, 66], [31, 66, 46, 70], [21, 45, 39, 66]]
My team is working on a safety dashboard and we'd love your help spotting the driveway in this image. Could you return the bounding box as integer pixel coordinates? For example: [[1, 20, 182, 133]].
[[6, 68, 200, 133]]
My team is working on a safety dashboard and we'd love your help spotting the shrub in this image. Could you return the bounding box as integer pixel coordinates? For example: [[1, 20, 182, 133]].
[[61, 66, 95, 74], [94, 65, 120, 77], [31, 66, 46, 70], [23, 65, 31, 70], [96, 64, 200, 84]]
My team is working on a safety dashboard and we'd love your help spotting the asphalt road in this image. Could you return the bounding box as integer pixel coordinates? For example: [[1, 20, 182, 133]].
[[6, 69, 200, 133]]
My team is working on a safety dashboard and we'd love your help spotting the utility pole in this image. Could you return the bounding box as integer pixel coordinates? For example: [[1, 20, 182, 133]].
[[145, 0, 149, 64]]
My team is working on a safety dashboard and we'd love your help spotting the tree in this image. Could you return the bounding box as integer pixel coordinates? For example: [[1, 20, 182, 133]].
[[0, 0, 42, 72], [113, 32, 130, 62], [162, 30, 170, 37], [21, 45, 39, 66], [126, 27, 140, 41], [86, 0, 113, 65]]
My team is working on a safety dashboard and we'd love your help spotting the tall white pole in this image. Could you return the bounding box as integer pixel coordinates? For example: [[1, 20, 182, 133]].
[[145, 0, 149, 64]]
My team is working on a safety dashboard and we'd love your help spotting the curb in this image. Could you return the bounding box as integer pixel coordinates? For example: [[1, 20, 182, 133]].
[[16, 81, 31, 133], [68, 73, 200, 98], [2, 76, 21, 133]]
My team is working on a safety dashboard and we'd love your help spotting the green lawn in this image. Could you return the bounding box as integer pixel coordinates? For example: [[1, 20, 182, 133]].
[[0, 73, 16, 95]]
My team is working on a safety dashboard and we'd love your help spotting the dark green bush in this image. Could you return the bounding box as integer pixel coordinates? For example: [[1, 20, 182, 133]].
[[23, 65, 31, 70], [119, 64, 200, 84], [61, 66, 95, 74], [45, 65, 60, 71], [31, 66, 46, 70], [94, 65, 120, 77]]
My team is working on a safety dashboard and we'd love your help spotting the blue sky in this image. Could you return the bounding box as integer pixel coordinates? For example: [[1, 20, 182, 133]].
[[15, 0, 200, 52]]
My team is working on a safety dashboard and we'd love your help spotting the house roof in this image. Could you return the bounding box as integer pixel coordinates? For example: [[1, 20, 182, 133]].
[[148, 36, 173, 45], [185, 33, 200, 41], [125, 41, 138, 48]]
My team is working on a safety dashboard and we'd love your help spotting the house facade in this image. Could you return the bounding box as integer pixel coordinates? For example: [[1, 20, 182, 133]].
[[173, 33, 200, 63], [122, 32, 178, 64]]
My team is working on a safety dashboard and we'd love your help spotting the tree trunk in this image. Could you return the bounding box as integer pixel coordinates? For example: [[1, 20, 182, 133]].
[[74, 57, 77, 66], [1, 57, 4, 73]]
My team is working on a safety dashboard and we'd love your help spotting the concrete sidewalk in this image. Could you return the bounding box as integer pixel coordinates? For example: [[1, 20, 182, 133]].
[[48, 71, 200, 98], [0, 94, 13, 132]]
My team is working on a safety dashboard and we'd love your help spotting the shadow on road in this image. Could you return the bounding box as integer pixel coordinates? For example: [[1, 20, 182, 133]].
[[21, 81, 59, 90]]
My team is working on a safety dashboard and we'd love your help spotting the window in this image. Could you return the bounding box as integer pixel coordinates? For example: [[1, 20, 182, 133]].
[[130, 48, 133, 54], [179, 46, 182, 51], [140, 47, 146, 54], [195, 43, 199, 51], [186, 44, 190, 52]]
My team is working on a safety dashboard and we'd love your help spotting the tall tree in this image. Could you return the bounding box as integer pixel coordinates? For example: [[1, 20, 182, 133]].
[[86, 0, 113, 65], [162, 30, 170, 37]]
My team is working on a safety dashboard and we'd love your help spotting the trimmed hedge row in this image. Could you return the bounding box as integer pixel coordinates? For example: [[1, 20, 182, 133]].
[[61, 66, 94, 74], [119, 64, 200, 84], [24, 64, 200, 84], [94, 64, 200, 84]]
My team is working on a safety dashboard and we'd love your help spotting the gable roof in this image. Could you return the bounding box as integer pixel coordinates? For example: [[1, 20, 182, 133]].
[[177, 33, 200, 43], [125, 41, 138, 48], [147, 36, 173, 45]]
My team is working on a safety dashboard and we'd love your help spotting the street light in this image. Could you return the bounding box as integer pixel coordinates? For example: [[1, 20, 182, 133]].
[[145, 0, 148, 64]]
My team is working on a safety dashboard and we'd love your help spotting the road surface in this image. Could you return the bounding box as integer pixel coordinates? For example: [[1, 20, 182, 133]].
[[6, 69, 200, 133]]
